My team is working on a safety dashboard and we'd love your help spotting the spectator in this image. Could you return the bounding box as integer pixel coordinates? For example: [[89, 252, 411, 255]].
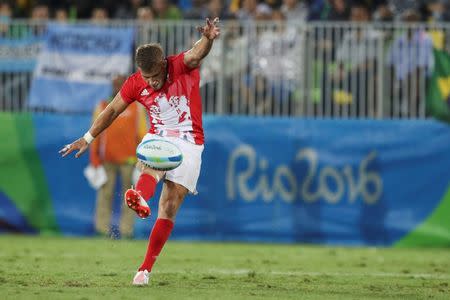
[[371, 0, 431, 21], [206, 0, 234, 19], [308, 0, 349, 20], [136, 6, 154, 21], [184, 0, 234, 20], [91, 6, 109, 23], [325, 0, 350, 21], [425, 0, 450, 52], [229, 0, 240, 14], [0, 0, 11, 37], [151, 0, 182, 19], [199, 18, 250, 113], [31, 3, 50, 20], [425, 0, 450, 22], [281, 0, 309, 22], [386, 9, 434, 117], [308, 0, 325, 20], [249, 10, 304, 114], [54, 7, 69, 22], [387, 9, 434, 80], [114, 0, 147, 19], [136, 6, 154, 42], [372, 1, 394, 21], [236, 0, 272, 21], [89, 75, 147, 238], [30, 3, 49, 37], [183, 0, 206, 19], [0, 1, 29, 42], [388, 0, 424, 20], [0, 0, 10, 18], [333, 2, 382, 115]]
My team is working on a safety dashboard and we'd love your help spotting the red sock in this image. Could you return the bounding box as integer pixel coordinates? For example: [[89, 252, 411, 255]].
[[139, 218, 174, 272], [136, 173, 157, 201]]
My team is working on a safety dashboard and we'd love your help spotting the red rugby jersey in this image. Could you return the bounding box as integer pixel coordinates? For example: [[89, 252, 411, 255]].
[[120, 52, 204, 145]]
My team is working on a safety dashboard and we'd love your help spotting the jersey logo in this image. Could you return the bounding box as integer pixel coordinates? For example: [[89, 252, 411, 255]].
[[140, 89, 149, 96]]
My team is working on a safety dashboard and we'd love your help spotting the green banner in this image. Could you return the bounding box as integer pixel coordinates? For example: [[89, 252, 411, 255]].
[[396, 185, 450, 247], [427, 49, 450, 122], [0, 113, 59, 234]]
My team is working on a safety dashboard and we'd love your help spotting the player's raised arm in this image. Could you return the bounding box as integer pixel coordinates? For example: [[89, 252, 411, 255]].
[[184, 17, 221, 69], [59, 93, 129, 158]]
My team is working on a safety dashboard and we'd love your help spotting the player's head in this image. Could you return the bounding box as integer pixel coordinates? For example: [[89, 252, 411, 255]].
[[135, 43, 167, 91]]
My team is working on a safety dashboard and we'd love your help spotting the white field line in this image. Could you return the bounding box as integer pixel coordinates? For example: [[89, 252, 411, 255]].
[[153, 269, 450, 280]]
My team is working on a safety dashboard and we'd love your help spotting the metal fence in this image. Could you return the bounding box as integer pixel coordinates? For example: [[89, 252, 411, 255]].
[[1, 20, 450, 118]]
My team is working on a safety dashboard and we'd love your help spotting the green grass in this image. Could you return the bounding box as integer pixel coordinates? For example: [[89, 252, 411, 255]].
[[0, 235, 449, 299]]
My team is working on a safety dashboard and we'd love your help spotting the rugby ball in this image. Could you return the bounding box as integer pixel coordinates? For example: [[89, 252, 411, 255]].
[[136, 139, 183, 171]]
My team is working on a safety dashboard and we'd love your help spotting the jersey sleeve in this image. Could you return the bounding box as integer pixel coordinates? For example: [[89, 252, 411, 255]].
[[89, 102, 106, 167], [120, 75, 138, 103]]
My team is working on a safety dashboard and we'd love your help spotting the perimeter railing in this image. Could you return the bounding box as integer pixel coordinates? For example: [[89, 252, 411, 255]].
[[1, 20, 449, 118]]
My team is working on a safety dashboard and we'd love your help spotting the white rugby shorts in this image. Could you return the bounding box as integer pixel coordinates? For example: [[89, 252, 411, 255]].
[[140, 133, 204, 194]]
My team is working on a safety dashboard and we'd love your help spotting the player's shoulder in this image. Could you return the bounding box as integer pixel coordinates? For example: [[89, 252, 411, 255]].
[[127, 71, 144, 83], [168, 51, 200, 74], [123, 71, 146, 88], [167, 51, 186, 63], [120, 71, 147, 102]]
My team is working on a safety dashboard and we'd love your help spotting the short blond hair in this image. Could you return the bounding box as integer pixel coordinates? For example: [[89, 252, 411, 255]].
[[135, 43, 164, 72]]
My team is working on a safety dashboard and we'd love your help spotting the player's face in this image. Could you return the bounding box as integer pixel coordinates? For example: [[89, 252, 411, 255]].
[[140, 61, 166, 91]]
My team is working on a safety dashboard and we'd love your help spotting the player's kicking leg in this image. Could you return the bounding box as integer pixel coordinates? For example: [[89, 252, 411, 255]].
[[132, 180, 187, 285], [124, 162, 164, 218]]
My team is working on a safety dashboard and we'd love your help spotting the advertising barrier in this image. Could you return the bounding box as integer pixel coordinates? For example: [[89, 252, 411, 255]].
[[0, 113, 449, 246]]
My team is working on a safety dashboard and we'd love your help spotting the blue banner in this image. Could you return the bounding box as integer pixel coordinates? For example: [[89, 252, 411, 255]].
[[44, 24, 134, 55], [0, 37, 41, 72], [194, 118, 450, 245], [1, 115, 449, 246], [28, 24, 134, 112]]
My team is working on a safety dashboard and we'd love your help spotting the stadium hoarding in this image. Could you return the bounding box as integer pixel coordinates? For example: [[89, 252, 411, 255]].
[[0, 113, 449, 246], [196, 117, 450, 246]]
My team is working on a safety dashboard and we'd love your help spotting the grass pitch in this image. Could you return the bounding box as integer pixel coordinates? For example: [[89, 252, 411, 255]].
[[0, 235, 449, 299]]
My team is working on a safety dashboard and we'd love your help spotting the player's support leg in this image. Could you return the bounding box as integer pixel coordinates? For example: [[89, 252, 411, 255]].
[[125, 163, 164, 218], [132, 180, 187, 285]]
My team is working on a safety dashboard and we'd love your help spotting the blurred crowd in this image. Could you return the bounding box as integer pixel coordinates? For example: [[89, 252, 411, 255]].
[[1, 0, 449, 117], [0, 0, 450, 23]]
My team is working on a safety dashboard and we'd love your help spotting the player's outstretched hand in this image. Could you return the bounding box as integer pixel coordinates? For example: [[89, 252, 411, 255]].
[[197, 17, 220, 40], [59, 138, 89, 158]]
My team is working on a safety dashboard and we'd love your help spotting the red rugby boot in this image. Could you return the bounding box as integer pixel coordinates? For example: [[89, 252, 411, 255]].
[[124, 188, 151, 219]]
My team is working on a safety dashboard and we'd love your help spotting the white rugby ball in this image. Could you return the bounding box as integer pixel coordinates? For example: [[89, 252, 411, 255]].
[[136, 139, 183, 171]]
